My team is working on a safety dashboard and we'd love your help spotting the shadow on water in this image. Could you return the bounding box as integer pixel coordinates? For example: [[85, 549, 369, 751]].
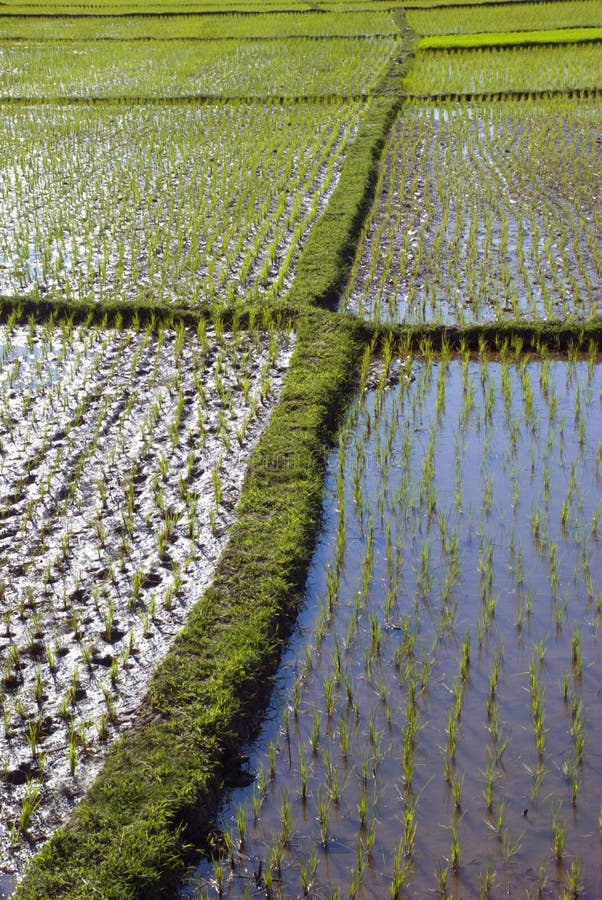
[[182, 352, 602, 899], [0, 876, 16, 899]]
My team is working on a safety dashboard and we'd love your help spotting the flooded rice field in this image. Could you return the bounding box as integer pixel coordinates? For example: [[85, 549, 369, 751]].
[[343, 97, 601, 324], [0, 102, 363, 308], [402, 43, 602, 97], [0, 319, 293, 879], [183, 345, 601, 898], [0, 36, 398, 100]]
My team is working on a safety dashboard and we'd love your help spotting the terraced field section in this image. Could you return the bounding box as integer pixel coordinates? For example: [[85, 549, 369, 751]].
[[0, 3, 403, 312], [0, 36, 398, 99], [406, 1, 602, 36], [0, 318, 292, 877], [0, 102, 366, 307], [187, 344, 602, 898]]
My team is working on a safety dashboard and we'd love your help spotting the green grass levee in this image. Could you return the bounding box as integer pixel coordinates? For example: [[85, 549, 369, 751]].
[[286, 20, 415, 309]]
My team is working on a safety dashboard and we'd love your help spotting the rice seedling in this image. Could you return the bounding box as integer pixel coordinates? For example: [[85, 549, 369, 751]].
[[449, 820, 461, 872], [236, 804, 246, 849], [310, 710, 321, 755], [317, 789, 331, 848], [434, 862, 449, 898], [552, 807, 566, 861], [483, 761, 495, 813], [570, 627, 583, 677], [279, 789, 292, 847], [450, 772, 464, 812], [446, 707, 457, 760], [68, 733, 78, 777], [390, 838, 412, 898], [357, 787, 369, 830], [565, 857, 584, 898], [479, 857, 496, 899], [18, 779, 41, 833]]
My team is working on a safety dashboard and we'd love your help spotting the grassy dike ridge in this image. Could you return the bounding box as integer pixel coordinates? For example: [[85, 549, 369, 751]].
[[358, 318, 602, 353], [16, 16, 413, 900], [0, 292, 300, 332], [286, 11, 415, 310]]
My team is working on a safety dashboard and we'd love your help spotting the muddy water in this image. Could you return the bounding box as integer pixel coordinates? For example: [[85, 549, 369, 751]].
[[183, 353, 601, 898]]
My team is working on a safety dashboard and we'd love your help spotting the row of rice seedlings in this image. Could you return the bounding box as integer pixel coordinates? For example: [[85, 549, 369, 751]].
[[0, 100, 364, 307], [0, 315, 293, 875], [403, 42, 602, 96], [406, 0, 602, 37], [343, 96, 601, 323], [0, 35, 399, 99], [184, 342, 601, 897], [0, 9, 400, 40]]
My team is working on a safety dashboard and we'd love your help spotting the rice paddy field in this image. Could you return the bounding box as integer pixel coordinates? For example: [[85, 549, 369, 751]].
[[0, 36, 398, 99], [403, 43, 602, 96], [0, 0, 600, 897], [343, 96, 601, 323], [0, 10, 400, 39], [406, 1, 602, 37], [185, 342, 602, 898], [0, 0, 406, 893], [0, 316, 292, 877], [0, 102, 365, 306]]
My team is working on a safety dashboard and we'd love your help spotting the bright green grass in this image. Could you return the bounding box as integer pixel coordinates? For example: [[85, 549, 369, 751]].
[[0, 35, 399, 99], [404, 42, 602, 95], [419, 27, 602, 50], [0, 9, 399, 40], [408, 0, 602, 36]]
